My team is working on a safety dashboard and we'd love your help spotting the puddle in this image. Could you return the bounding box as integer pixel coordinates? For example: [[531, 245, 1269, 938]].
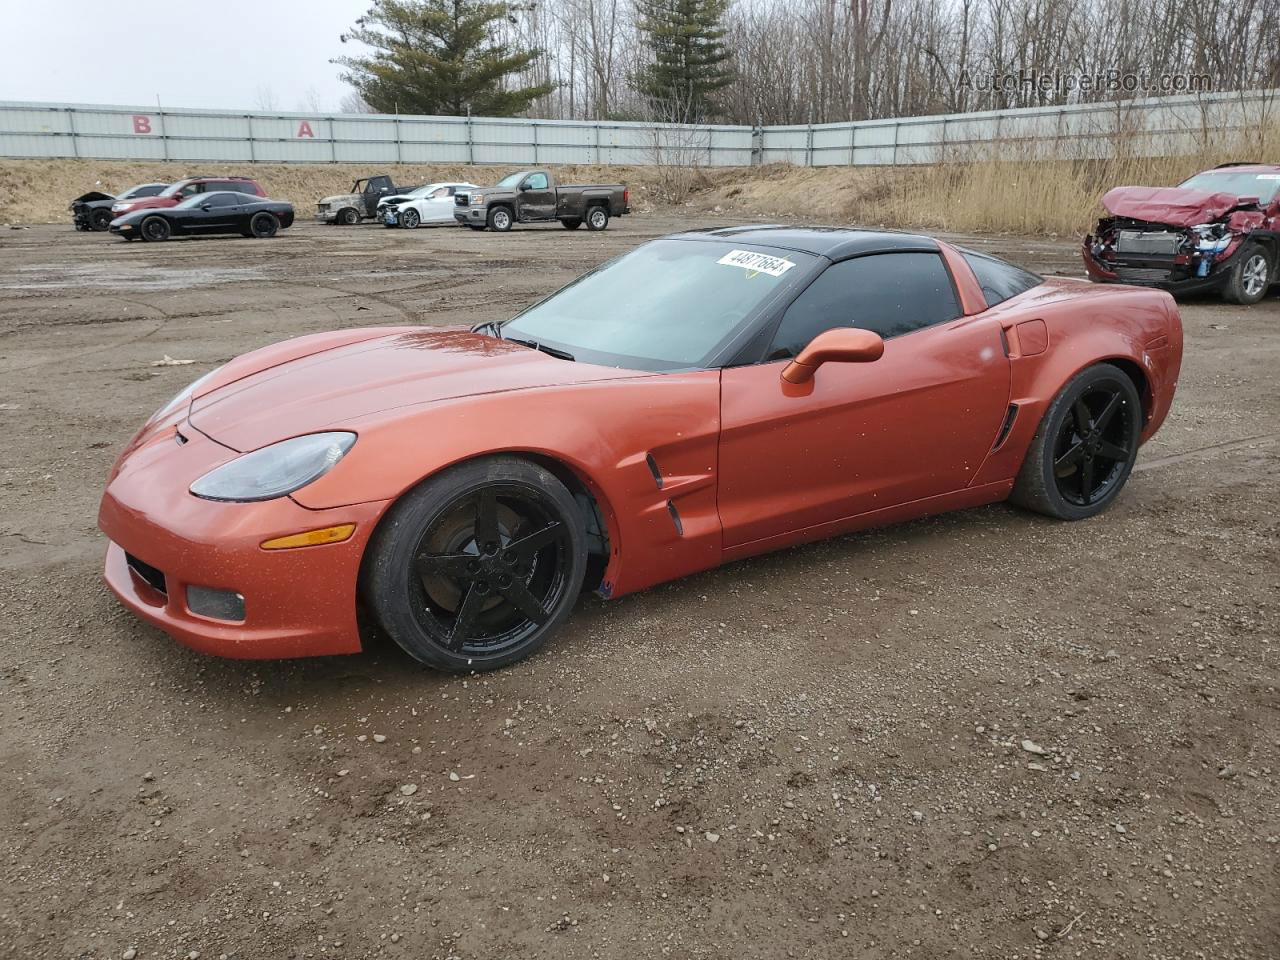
[[0, 263, 267, 291]]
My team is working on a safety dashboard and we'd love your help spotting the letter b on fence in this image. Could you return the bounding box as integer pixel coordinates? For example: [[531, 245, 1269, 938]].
[[132, 115, 152, 134]]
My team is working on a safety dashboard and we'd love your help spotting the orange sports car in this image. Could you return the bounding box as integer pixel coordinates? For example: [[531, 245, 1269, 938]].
[[98, 227, 1183, 671]]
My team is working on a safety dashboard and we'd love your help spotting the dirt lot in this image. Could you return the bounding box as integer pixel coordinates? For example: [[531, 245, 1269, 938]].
[[0, 214, 1276, 960]]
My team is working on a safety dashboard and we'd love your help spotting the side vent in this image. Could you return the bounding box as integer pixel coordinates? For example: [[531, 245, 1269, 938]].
[[646, 452, 664, 489], [992, 404, 1018, 450], [666, 500, 684, 536]]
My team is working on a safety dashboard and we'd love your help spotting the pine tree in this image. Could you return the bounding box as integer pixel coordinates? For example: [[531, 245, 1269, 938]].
[[633, 0, 735, 121], [335, 0, 554, 117]]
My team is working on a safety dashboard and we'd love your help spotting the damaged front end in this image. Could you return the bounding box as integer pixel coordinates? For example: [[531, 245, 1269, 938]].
[[70, 190, 114, 231], [1082, 186, 1265, 295], [1083, 217, 1240, 290]]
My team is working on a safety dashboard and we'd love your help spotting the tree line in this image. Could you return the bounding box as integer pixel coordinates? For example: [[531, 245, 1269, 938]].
[[337, 0, 1280, 124]]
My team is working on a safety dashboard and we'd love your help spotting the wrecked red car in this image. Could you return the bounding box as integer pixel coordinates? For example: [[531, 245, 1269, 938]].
[[1083, 163, 1280, 304]]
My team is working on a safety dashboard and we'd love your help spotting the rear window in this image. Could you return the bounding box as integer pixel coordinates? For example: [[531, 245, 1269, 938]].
[[959, 249, 1042, 307]]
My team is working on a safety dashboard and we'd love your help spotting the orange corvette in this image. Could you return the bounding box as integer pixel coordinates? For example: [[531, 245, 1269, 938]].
[[99, 227, 1183, 671]]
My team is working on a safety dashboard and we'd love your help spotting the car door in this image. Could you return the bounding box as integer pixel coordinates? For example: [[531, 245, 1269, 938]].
[[717, 250, 1011, 548], [189, 192, 243, 233], [421, 186, 456, 223], [518, 172, 555, 221]]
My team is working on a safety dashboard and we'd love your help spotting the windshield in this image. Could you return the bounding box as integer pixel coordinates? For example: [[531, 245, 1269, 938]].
[[403, 184, 435, 197], [1178, 170, 1280, 203], [124, 184, 163, 199], [501, 239, 817, 370], [159, 181, 192, 197], [495, 172, 528, 188]]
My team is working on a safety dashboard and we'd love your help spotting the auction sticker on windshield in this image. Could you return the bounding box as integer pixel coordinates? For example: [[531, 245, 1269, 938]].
[[717, 249, 796, 277]]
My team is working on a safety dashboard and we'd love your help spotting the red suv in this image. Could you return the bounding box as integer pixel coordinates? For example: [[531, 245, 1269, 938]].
[[111, 177, 266, 220]]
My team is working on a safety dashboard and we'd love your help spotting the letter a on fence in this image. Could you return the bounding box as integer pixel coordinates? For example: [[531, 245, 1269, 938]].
[[297, 121, 315, 138]]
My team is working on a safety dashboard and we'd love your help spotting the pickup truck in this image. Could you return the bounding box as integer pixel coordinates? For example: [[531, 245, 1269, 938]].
[[454, 170, 630, 232], [316, 175, 417, 225]]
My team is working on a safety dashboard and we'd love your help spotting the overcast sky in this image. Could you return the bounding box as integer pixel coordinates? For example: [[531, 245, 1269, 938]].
[[1, 0, 369, 112]]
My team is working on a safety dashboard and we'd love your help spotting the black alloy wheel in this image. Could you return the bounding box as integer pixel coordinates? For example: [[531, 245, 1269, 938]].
[[364, 457, 587, 671], [1011, 363, 1142, 520], [91, 209, 112, 231], [139, 216, 170, 242], [249, 212, 279, 238]]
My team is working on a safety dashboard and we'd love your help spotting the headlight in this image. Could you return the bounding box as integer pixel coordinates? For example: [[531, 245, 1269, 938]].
[[190, 432, 356, 502]]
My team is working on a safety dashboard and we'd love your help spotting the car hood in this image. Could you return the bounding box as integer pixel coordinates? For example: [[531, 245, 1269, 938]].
[[74, 190, 114, 204], [319, 193, 359, 204], [1100, 186, 1248, 226], [188, 327, 645, 452]]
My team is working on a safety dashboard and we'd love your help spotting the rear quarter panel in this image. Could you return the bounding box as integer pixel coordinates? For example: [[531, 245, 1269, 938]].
[[972, 277, 1182, 487]]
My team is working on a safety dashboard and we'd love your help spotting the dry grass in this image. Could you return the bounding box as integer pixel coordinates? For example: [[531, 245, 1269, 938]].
[[5, 125, 1279, 234]]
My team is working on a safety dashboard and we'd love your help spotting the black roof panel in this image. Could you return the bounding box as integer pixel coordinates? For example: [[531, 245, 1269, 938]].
[[667, 225, 941, 259]]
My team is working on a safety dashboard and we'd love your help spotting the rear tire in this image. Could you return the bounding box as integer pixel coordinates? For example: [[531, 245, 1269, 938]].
[[91, 209, 112, 231], [1011, 363, 1142, 520], [585, 206, 609, 231], [1222, 242, 1272, 305], [487, 207, 513, 232], [139, 216, 170, 242], [363, 456, 587, 672], [249, 212, 279, 239], [561, 217, 582, 230]]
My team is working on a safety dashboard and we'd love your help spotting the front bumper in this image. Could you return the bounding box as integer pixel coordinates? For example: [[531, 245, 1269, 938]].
[[315, 208, 338, 223], [454, 207, 486, 224], [1082, 236, 1240, 297], [98, 423, 388, 659]]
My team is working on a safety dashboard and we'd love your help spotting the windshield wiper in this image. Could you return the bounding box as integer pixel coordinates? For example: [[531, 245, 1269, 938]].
[[505, 335, 575, 362]]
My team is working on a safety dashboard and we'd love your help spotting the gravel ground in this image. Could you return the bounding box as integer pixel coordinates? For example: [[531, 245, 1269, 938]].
[[0, 215, 1276, 960]]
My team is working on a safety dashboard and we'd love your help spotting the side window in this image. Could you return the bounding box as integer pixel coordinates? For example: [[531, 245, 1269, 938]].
[[959, 249, 1041, 307], [525, 172, 549, 190], [768, 252, 960, 360], [202, 193, 237, 208]]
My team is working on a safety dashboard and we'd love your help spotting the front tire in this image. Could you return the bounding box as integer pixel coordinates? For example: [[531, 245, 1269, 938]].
[[249, 212, 279, 238], [561, 217, 582, 230], [337, 207, 360, 226], [91, 209, 112, 231], [585, 206, 609, 231], [363, 456, 587, 672], [400, 208, 421, 229], [139, 216, 170, 242], [1011, 363, 1142, 520], [487, 207, 513, 232], [1222, 242, 1272, 305]]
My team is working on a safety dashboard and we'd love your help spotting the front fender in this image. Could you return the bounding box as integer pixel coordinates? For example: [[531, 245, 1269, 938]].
[[291, 373, 725, 598]]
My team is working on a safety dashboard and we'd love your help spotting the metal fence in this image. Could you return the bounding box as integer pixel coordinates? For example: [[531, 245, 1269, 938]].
[[0, 100, 753, 166], [1, 88, 1276, 168], [761, 88, 1280, 166]]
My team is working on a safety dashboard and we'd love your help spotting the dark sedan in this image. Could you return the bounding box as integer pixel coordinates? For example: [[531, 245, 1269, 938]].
[[109, 192, 295, 242]]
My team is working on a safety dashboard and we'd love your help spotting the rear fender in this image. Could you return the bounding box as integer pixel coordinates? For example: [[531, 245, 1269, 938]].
[[971, 282, 1181, 486]]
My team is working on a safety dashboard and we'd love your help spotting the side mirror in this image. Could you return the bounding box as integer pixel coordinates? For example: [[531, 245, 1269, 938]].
[[519, 183, 531, 192], [781, 327, 884, 384], [199, 203, 212, 211]]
